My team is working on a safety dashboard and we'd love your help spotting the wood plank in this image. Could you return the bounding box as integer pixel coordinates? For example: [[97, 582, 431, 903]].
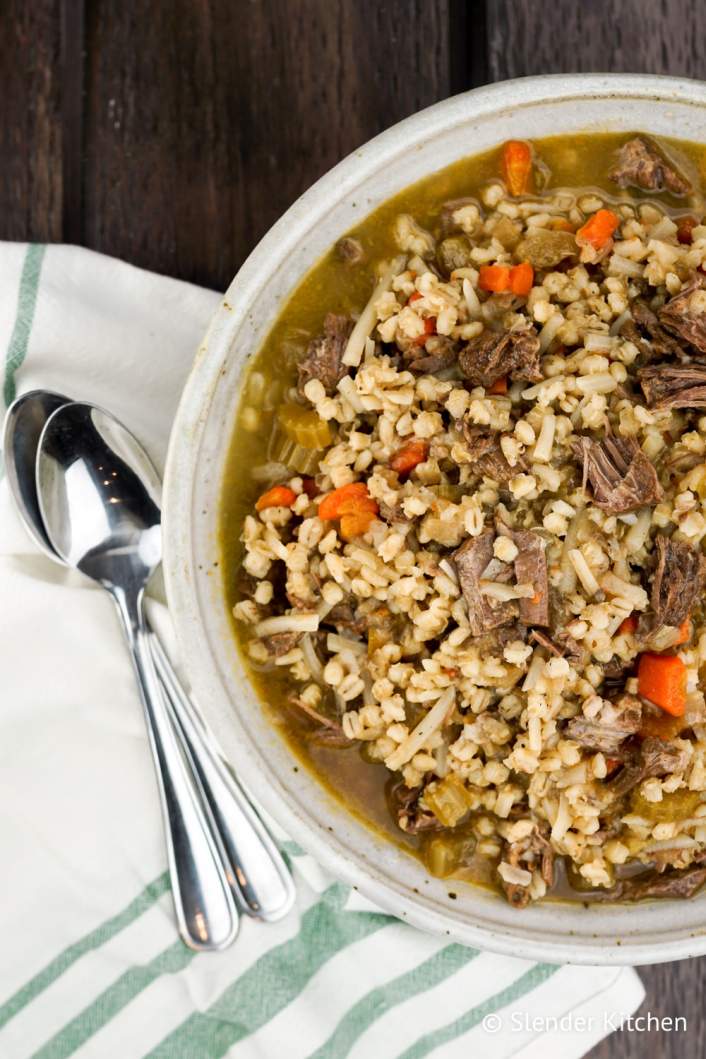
[[486, 0, 706, 80], [588, 957, 706, 1058], [82, 0, 455, 290], [0, 0, 63, 242]]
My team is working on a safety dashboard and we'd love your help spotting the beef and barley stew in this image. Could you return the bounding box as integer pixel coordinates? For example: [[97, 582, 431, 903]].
[[223, 132, 706, 906]]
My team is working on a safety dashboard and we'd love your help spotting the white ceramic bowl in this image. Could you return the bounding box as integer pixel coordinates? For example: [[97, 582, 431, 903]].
[[164, 74, 706, 965]]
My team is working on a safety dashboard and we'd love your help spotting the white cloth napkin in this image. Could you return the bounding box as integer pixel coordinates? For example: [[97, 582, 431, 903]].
[[0, 243, 644, 1059]]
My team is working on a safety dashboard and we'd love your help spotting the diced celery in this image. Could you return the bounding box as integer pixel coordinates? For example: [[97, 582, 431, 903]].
[[422, 831, 476, 878], [629, 788, 702, 823], [424, 774, 473, 828], [277, 403, 332, 449]]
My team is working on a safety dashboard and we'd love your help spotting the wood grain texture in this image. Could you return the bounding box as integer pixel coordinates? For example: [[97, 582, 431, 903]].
[[0, 0, 63, 242], [486, 0, 706, 80], [82, 0, 455, 289], [587, 959, 705, 1058]]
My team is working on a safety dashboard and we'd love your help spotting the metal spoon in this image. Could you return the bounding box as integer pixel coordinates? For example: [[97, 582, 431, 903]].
[[5, 390, 296, 924], [35, 400, 238, 950]]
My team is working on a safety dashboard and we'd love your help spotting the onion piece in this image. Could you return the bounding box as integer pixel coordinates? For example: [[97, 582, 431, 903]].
[[610, 309, 632, 335], [567, 548, 600, 597], [462, 277, 481, 319], [559, 506, 587, 594], [255, 613, 319, 637], [497, 862, 532, 886], [537, 313, 564, 353], [385, 686, 455, 772], [300, 634, 324, 682], [438, 558, 458, 583], [326, 632, 367, 655], [342, 255, 407, 367], [480, 581, 534, 601], [642, 836, 698, 854]]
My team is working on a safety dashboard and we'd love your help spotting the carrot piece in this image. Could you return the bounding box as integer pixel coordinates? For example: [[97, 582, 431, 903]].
[[488, 377, 508, 395], [340, 510, 376, 540], [576, 209, 619, 251], [338, 495, 378, 516], [412, 316, 437, 346], [318, 483, 378, 544], [318, 482, 369, 520], [637, 653, 687, 717], [618, 613, 639, 635], [408, 291, 423, 303], [501, 140, 533, 196], [509, 262, 534, 296], [478, 264, 511, 293], [390, 439, 429, 476], [255, 485, 297, 511], [674, 618, 692, 646]]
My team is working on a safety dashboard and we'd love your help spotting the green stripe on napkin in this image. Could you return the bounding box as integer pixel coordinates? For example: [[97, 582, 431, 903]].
[[310, 943, 480, 1059], [399, 962, 560, 1059], [3, 243, 45, 407], [147, 884, 390, 1059], [0, 872, 169, 1031]]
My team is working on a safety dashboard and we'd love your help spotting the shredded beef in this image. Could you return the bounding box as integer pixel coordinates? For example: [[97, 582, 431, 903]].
[[648, 535, 704, 631], [607, 737, 690, 799], [611, 865, 706, 901], [571, 434, 663, 514], [509, 529, 549, 627], [262, 631, 303, 657], [620, 299, 686, 361], [474, 622, 529, 658], [389, 780, 443, 834], [609, 136, 691, 196], [377, 499, 408, 524], [403, 334, 458, 374], [639, 363, 706, 408], [325, 599, 367, 637], [475, 446, 522, 483], [453, 528, 517, 637], [529, 628, 583, 661], [287, 696, 349, 745], [297, 313, 353, 396], [336, 237, 365, 265], [499, 828, 554, 909], [564, 695, 642, 756], [458, 327, 542, 388], [602, 655, 633, 683], [658, 278, 706, 356], [459, 424, 525, 482]]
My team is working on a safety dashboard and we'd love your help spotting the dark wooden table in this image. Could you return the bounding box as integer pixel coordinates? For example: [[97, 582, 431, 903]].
[[4, 1, 706, 1055]]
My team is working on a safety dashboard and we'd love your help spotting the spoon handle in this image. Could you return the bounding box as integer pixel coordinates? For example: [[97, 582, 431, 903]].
[[149, 632, 296, 921], [112, 589, 238, 951]]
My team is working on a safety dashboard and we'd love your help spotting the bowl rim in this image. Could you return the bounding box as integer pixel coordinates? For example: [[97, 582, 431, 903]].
[[163, 73, 706, 965]]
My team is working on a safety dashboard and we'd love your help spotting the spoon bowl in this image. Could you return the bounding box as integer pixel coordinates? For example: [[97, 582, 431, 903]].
[[37, 403, 163, 590], [3, 389, 69, 558]]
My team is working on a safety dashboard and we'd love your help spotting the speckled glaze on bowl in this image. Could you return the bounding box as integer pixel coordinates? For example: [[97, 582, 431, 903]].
[[163, 74, 706, 965]]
